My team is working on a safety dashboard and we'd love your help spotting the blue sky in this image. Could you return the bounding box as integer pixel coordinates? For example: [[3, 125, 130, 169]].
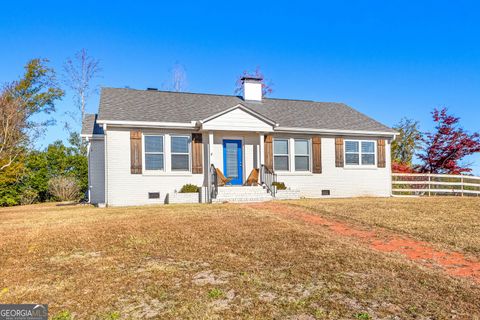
[[1, 1, 479, 173]]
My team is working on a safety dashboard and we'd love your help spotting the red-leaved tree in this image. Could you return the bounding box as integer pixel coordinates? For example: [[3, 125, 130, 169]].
[[234, 67, 273, 97], [418, 108, 480, 174], [392, 162, 416, 173]]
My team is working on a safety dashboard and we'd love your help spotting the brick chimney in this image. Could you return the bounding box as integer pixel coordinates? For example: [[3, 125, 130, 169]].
[[241, 76, 262, 101]]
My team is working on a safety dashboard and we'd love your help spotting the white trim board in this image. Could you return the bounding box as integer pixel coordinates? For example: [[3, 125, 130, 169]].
[[200, 104, 278, 126], [275, 126, 397, 138]]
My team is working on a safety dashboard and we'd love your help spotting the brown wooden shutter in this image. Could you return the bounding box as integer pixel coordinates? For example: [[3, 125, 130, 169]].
[[130, 130, 142, 174], [335, 137, 344, 167], [264, 135, 273, 170], [312, 136, 322, 173], [191, 133, 203, 174], [377, 139, 386, 168]]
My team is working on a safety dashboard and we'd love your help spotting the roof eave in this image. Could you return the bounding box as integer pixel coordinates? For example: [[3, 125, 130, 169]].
[[96, 119, 199, 129], [274, 126, 397, 137]]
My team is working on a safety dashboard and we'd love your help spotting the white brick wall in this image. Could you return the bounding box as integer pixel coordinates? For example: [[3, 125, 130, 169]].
[[106, 128, 204, 206], [88, 138, 105, 204], [97, 126, 392, 206], [276, 136, 392, 198], [167, 192, 200, 204], [275, 189, 301, 200]]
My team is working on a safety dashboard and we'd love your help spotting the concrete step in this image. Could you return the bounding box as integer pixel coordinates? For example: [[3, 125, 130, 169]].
[[212, 196, 272, 203], [215, 195, 272, 201], [217, 186, 265, 191], [213, 186, 273, 203], [215, 189, 270, 195]]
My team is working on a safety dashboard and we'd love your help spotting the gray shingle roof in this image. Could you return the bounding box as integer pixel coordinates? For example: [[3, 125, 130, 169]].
[[81, 113, 104, 135], [97, 87, 394, 133]]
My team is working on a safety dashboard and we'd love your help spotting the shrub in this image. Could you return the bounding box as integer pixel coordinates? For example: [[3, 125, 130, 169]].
[[179, 184, 200, 193], [392, 161, 416, 173], [20, 187, 38, 205], [48, 176, 81, 201], [272, 182, 287, 190]]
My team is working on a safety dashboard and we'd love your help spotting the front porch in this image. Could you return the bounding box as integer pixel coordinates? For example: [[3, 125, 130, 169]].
[[203, 130, 279, 203]]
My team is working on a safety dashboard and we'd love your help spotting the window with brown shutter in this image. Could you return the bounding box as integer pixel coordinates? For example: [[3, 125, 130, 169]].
[[312, 136, 322, 173], [130, 130, 142, 174], [377, 139, 386, 168], [191, 133, 203, 174], [335, 137, 344, 167], [264, 135, 273, 170]]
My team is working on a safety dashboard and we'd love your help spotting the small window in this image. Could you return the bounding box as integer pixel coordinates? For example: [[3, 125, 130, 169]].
[[144, 135, 164, 170], [344, 140, 376, 167], [274, 139, 289, 171], [294, 139, 310, 171], [171, 136, 190, 171], [148, 192, 160, 199], [361, 141, 375, 165], [321, 190, 330, 196], [345, 141, 360, 165]]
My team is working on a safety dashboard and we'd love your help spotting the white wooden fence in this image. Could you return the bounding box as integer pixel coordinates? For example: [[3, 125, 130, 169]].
[[392, 173, 480, 197]]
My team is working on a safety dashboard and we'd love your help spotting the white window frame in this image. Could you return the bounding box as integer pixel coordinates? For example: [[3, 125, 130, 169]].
[[170, 135, 191, 172], [143, 134, 165, 172], [344, 139, 377, 168], [294, 138, 311, 172], [273, 138, 290, 171]]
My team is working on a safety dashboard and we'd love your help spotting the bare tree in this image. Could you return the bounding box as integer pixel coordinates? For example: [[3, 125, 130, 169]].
[[63, 49, 101, 129], [234, 66, 273, 97], [170, 62, 187, 92], [0, 86, 25, 170]]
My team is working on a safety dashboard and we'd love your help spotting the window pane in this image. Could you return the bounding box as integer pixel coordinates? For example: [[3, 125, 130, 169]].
[[225, 142, 239, 178], [295, 156, 309, 171], [274, 139, 288, 155], [274, 155, 289, 170], [172, 136, 189, 153], [145, 154, 164, 170], [345, 141, 359, 153], [362, 154, 375, 165], [145, 136, 163, 152], [295, 139, 309, 155], [361, 141, 375, 153], [345, 153, 359, 165], [172, 154, 189, 170]]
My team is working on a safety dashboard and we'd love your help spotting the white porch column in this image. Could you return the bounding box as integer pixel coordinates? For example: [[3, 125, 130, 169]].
[[205, 131, 214, 202], [207, 131, 214, 184], [259, 133, 265, 166], [209, 131, 214, 166]]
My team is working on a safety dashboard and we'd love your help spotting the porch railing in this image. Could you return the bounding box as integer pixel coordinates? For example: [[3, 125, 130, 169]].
[[209, 164, 219, 202], [260, 164, 277, 197]]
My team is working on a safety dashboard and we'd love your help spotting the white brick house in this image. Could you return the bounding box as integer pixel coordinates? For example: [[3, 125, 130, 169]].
[[81, 77, 396, 206]]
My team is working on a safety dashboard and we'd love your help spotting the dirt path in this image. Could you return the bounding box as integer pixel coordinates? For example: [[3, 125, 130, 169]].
[[246, 202, 480, 284]]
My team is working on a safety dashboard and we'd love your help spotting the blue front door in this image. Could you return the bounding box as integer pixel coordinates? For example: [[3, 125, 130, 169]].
[[223, 139, 243, 185]]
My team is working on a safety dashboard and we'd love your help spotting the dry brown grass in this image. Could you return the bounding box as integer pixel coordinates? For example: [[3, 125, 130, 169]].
[[0, 200, 479, 319], [293, 197, 480, 256]]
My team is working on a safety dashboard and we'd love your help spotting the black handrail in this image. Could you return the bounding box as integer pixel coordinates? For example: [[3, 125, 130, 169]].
[[260, 164, 277, 197], [210, 164, 218, 201]]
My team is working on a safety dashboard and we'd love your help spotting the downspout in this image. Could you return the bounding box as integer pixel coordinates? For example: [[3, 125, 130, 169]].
[[86, 137, 91, 203], [103, 123, 108, 206]]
